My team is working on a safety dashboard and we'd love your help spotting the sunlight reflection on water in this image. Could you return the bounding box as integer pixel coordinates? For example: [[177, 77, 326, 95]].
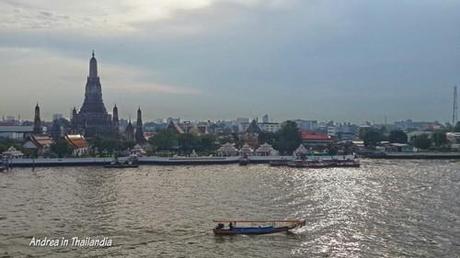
[[0, 160, 459, 257]]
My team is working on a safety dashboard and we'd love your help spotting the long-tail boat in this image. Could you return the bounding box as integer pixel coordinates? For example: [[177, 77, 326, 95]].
[[212, 219, 305, 235]]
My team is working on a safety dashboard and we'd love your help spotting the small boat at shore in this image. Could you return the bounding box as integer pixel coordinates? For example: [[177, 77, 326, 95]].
[[104, 163, 139, 168], [269, 159, 289, 167], [104, 155, 139, 168], [285, 158, 360, 168], [238, 156, 249, 166], [212, 219, 305, 235]]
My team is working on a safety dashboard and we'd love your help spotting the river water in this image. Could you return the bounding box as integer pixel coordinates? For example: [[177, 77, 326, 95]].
[[0, 160, 459, 257]]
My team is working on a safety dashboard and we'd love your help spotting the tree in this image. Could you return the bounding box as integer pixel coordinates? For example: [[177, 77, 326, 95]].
[[90, 136, 122, 155], [258, 131, 277, 145], [412, 134, 432, 150], [178, 133, 198, 154], [389, 130, 408, 144], [274, 121, 301, 155], [50, 140, 73, 158], [197, 135, 218, 154], [148, 129, 179, 151], [455, 122, 460, 132], [0, 138, 22, 153], [432, 131, 447, 147], [363, 129, 383, 147], [327, 143, 338, 155]]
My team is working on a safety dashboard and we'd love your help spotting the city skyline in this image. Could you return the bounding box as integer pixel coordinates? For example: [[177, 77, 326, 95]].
[[0, 0, 459, 122]]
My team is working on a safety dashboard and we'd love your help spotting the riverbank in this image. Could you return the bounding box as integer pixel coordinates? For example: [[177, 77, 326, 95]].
[[2, 152, 460, 168], [363, 152, 460, 159], [3, 156, 339, 167]]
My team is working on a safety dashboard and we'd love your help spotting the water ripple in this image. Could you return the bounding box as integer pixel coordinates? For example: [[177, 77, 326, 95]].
[[0, 160, 459, 257]]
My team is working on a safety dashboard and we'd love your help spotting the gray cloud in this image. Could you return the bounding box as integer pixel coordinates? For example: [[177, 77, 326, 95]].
[[0, 0, 459, 122]]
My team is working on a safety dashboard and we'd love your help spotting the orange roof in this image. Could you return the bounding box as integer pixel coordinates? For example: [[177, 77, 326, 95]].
[[65, 134, 88, 149], [31, 135, 54, 147], [300, 130, 332, 141]]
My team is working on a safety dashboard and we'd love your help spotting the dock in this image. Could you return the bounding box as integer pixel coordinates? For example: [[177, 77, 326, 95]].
[[4, 156, 289, 168]]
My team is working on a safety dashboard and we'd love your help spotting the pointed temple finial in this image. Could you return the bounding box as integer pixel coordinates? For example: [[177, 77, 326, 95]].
[[89, 50, 98, 77]]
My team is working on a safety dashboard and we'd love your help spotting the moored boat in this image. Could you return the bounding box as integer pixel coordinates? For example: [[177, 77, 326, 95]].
[[104, 163, 139, 168], [238, 156, 249, 166], [287, 160, 306, 168], [334, 160, 360, 168], [104, 155, 139, 168], [269, 159, 289, 167], [212, 219, 305, 235]]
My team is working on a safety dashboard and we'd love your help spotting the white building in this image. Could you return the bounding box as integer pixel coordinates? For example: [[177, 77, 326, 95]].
[[327, 126, 336, 137], [258, 122, 281, 133], [294, 120, 318, 131], [0, 126, 33, 140]]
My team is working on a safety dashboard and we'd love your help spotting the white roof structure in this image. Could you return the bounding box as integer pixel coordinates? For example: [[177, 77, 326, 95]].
[[256, 143, 275, 153], [240, 143, 254, 154], [131, 144, 146, 156], [190, 149, 198, 157], [2, 146, 24, 158], [294, 144, 308, 155], [217, 143, 239, 156]]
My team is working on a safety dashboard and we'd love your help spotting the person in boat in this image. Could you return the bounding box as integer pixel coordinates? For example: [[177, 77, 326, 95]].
[[215, 223, 224, 229], [229, 222, 233, 229]]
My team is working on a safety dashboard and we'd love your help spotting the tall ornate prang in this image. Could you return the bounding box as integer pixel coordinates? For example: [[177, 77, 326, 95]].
[[33, 103, 42, 134], [135, 107, 145, 144], [113, 105, 119, 134], [70, 107, 78, 133], [74, 51, 113, 137], [125, 118, 134, 142]]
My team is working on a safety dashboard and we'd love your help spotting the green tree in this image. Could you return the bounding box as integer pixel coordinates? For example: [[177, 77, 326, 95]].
[[258, 132, 277, 145], [363, 129, 383, 147], [50, 140, 73, 158], [412, 134, 432, 150], [432, 131, 447, 147], [327, 143, 338, 155], [148, 129, 179, 151], [389, 130, 408, 144], [197, 135, 218, 153], [0, 138, 22, 153], [178, 134, 199, 154], [274, 121, 301, 155], [90, 136, 122, 155], [454, 122, 460, 132]]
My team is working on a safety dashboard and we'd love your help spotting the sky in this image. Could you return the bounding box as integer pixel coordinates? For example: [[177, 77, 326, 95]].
[[0, 0, 459, 123]]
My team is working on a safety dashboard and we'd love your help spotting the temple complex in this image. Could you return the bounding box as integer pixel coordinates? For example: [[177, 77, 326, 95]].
[[71, 52, 117, 137]]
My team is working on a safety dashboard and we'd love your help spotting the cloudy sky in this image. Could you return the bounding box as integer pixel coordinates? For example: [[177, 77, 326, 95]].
[[0, 0, 459, 123]]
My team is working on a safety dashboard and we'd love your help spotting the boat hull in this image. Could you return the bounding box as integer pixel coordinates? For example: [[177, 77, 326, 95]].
[[104, 164, 139, 168], [213, 226, 290, 235]]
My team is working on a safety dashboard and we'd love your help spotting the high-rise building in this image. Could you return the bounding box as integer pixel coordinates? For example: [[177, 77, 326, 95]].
[[262, 114, 269, 123]]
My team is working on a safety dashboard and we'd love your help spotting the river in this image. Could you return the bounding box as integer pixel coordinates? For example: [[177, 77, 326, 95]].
[[0, 160, 459, 257]]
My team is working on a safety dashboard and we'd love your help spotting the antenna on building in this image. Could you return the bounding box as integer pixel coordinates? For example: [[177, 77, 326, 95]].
[[453, 86, 458, 126]]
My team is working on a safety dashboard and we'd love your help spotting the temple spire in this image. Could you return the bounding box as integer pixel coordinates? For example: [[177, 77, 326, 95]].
[[135, 107, 145, 144], [113, 104, 119, 134], [33, 103, 42, 134], [89, 51, 98, 78]]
